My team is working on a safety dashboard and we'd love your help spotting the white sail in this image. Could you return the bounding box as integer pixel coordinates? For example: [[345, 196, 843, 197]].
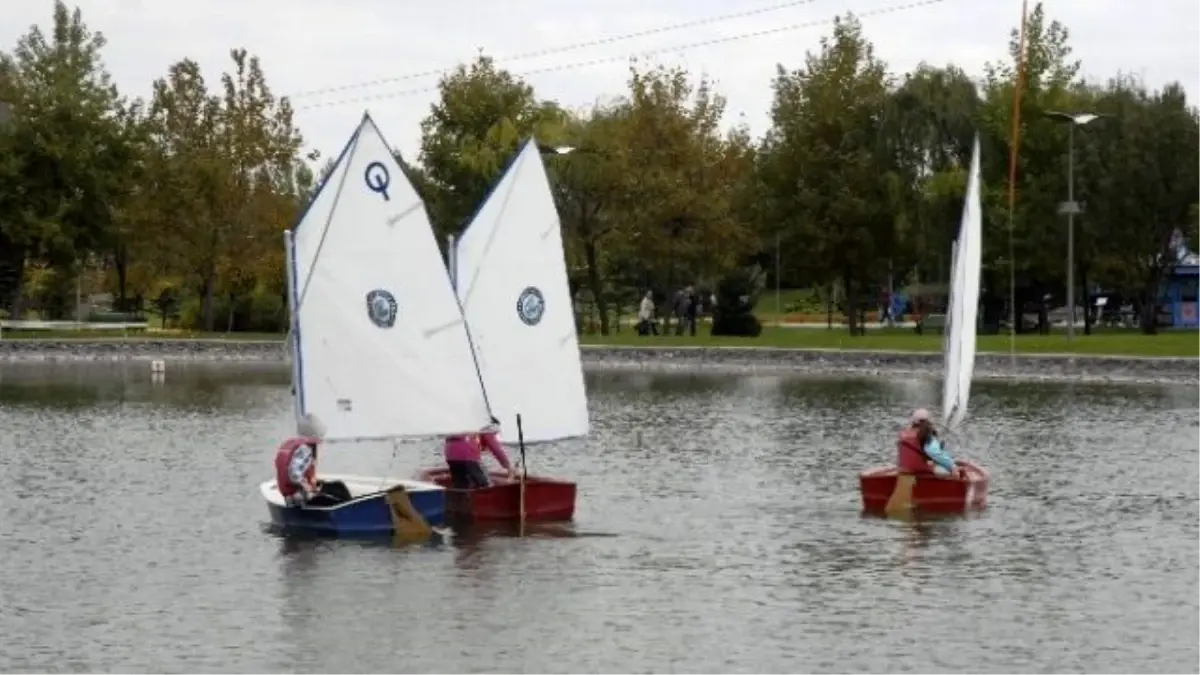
[[942, 237, 960, 396], [453, 139, 589, 444], [941, 134, 983, 430], [286, 113, 493, 443]]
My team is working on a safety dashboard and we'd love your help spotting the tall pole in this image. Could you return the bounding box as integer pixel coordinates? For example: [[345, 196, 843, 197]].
[[0, 100, 10, 340], [774, 232, 781, 327], [886, 258, 894, 327], [1066, 123, 1076, 343], [1047, 110, 1106, 342]]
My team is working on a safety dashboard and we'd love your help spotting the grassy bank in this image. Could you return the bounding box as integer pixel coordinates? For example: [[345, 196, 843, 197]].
[[580, 326, 1199, 358], [0, 329, 285, 341], [1, 326, 1196, 358]]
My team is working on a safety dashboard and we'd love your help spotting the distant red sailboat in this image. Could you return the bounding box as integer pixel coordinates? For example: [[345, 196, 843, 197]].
[[860, 135, 990, 517], [420, 139, 587, 527]]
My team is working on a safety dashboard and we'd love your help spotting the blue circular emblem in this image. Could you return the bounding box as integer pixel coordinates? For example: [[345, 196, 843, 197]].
[[365, 289, 398, 328], [516, 286, 545, 326]]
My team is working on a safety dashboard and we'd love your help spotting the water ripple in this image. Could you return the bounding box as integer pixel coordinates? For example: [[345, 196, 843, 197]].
[[0, 363, 1195, 673]]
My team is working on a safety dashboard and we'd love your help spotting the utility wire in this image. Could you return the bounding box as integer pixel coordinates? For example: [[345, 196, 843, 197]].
[[287, 0, 826, 100], [292, 0, 946, 111]]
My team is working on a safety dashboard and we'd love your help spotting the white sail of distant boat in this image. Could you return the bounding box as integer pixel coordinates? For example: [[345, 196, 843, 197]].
[[285, 112, 493, 443], [940, 134, 982, 431], [451, 139, 589, 445]]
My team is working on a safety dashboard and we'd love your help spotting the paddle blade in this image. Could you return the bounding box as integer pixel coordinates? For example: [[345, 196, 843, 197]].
[[385, 486, 433, 542]]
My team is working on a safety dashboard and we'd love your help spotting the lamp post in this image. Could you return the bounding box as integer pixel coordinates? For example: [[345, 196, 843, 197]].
[[0, 100, 10, 340], [775, 232, 781, 328], [1044, 110, 1106, 342]]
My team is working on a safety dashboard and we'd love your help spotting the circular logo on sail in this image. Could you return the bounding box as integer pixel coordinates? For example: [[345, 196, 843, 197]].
[[516, 286, 545, 326], [365, 289, 398, 328]]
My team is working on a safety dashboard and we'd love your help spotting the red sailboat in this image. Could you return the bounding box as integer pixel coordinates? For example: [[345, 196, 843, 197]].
[[860, 135, 990, 516], [418, 139, 586, 526]]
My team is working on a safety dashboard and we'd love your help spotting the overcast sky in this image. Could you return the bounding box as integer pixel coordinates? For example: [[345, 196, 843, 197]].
[[1, 0, 1196, 164]]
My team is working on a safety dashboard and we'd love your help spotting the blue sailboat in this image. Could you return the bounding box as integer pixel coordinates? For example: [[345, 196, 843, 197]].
[[259, 112, 495, 537]]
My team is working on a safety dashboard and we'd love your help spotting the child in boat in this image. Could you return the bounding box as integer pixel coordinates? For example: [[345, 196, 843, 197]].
[[274, 413, 352, 507], [444, 417, 517, 489], [898, 408, 965, 479]]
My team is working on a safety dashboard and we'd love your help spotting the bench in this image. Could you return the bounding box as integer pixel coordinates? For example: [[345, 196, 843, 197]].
[[918, 313, 947, 334]]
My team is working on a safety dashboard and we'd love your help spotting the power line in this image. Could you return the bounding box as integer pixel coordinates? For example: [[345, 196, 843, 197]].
[[292, 0, 946, 112], [288, 0, 825, 100]]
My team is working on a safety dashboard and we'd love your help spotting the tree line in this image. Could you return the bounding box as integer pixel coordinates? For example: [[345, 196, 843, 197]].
[[0, 2, 1196, 335]]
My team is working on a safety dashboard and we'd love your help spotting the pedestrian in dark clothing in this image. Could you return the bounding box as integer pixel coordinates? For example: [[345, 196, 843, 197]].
[[684, 285, 699, 336], [672, 288, 687, 335]]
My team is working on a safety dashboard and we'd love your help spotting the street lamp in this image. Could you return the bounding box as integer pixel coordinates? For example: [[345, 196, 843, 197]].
[[0, 100, 10, 339], [1044, 110, 1108, 342]]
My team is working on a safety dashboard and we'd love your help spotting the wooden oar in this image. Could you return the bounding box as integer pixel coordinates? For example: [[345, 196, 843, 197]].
[[516, 413, 527, 537], [385, 485, 433, 543], [885, 474, 917, 515]]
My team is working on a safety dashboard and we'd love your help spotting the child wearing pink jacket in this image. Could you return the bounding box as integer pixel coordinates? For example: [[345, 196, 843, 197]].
[[443, 418, 516, 489]]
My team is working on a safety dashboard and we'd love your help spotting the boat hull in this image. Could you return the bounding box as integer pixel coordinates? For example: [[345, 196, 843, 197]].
[[416, 466, 576, 523], [859, 460, 989, 515], [260, 474, 447, 536]]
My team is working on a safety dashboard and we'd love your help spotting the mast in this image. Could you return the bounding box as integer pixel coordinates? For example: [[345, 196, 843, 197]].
[[284, 229, 304, 421]]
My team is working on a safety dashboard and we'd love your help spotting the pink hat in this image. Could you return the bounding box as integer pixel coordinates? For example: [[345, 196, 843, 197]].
[[910, 408, 932, 425]]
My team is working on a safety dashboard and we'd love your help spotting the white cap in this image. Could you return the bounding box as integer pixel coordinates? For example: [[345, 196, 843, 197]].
[[910, 408, 932, 425], [297, 413, 327, 440]]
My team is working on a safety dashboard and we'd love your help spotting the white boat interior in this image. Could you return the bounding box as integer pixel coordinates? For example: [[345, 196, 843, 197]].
[[259, 473, 444, 509]]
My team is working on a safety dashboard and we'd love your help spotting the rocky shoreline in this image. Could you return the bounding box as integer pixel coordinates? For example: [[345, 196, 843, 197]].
[[0, 338, 1195, 385]]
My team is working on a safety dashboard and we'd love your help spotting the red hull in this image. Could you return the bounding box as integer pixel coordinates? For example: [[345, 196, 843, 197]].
[[859, 460, 990, 515], [417, 467, 576, 523]]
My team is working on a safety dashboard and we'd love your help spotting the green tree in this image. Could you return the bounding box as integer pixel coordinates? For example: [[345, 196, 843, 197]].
[[0, 1, 134, 317], [758, 14, 897, 334], [211, 48, 304, 331], [543, 105, 626, 333], [885, 64, 980, 311], [143, 58, 223, 327], [103, 100, 152, 312], [608, 65, 757, 313], [1085, 77, 1199, 333], [979, 2, 1083, 329], [418, 55, 567, 238], [144, 50, 304, 330]]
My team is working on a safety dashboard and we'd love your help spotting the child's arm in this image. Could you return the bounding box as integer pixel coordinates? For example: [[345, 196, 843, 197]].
[[481, 434, 513, 471], [923, 437, 957, 474]]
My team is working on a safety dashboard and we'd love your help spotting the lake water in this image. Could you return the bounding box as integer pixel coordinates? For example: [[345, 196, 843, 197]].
[[0, 363, 1195, 674]]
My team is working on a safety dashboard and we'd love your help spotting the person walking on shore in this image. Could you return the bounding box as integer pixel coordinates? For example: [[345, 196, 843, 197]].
[[637, 290, 658, 336]]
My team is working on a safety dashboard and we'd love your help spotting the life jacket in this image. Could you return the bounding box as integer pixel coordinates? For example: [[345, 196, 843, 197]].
[[896, 428, 934, 475], [274, 436, 319, 498]]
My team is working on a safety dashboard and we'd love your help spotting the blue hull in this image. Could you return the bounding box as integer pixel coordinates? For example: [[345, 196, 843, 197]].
[[265, 488, 446, 537]]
